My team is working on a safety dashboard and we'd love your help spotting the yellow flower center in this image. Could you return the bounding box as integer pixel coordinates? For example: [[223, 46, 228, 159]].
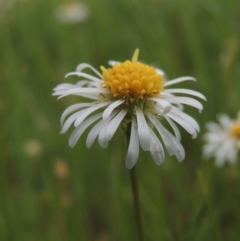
[[101, 49, 165, 101], [230, 122, 240, 139]]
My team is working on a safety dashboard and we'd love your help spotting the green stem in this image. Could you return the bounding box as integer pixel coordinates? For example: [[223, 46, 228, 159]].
[[129, 166, 144, 241]]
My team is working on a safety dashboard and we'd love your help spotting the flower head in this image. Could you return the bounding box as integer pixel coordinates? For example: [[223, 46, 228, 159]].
[[101, 49, 165, 100], [203, 112, 240, 166], [53, 49, 205, 169]]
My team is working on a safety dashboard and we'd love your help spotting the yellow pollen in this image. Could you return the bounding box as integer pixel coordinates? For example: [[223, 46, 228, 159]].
[[230, 122, 240, 139], [101, 49, 165, 100]]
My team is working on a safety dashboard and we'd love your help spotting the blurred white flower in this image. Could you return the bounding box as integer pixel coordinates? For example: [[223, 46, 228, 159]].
[[53, 49, 205, 169], [203, 112, 240, 166], [23, 139, 43, 158], [0, 0, 28, 10], [0, 0, 15, 10], [55, 1, 90, 24]]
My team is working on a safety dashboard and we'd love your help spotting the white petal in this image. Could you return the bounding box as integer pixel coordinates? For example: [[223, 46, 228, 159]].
[[61, 110, 83, 134], [202, 142, 219, 159], [126, 118, 139, 169], [56, 87, 109, 99], [69, 113, 102, 147], [77, 81, 101, 88], [176, 103, 184, 110], [98, 121, 111, 148], [215, 141, 233, 166], [163, 96, 203, 111], [237, 111, 240, 121], [75, 63, 102, 78], [164, 88, 206, 100], [86, 119, 108, 148], [155, 68, 165, 75], [159, 92, 174, 97], [205, 122, 222, 133], [171, 106, 200, 132], [105, 109, 128, 141], [74, 101, 112, 127], [203, 132, 224, 143], [163, 76, 196, 87], [215, 143, 229, 167], [218, 114, 232, 128], [65, 72, 102, 83], [165, 116, 181, 141], [149, 128, 164, 165], [60, 103, 94, 126], [102, 99, 125, 120], [53, 84, 108, 100], [73, 93, 103, 100], [136, 107, 151, 151], [148, 97, 172, 115], [97, 110, 121, 148], [108, 60, 120, 66], [53, 83, 76, 93], [167, 111, 197, 138], [227, 147, 237, 165], [147, 113, 185, 161], [76, 80, 93, 87]]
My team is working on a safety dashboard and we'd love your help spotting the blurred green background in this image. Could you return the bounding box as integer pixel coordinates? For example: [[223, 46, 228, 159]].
[[1, 0, 240, 240]]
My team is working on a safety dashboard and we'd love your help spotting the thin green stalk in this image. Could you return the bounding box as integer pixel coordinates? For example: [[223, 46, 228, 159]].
[[129, 166, 144, 241], [197, 170, 224, 241], [125, 122, 144, 241]]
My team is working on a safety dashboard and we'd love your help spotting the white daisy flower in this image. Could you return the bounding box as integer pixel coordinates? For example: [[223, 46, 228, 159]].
[[53, 49, 206, 169], [55, 1, 89, 24], [203, 112, 240, 167]]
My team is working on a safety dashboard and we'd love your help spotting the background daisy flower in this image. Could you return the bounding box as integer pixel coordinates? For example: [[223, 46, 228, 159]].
[[53, 49, 206, 169], [55, 1, 89, 24], [203, 112, 240, 166]]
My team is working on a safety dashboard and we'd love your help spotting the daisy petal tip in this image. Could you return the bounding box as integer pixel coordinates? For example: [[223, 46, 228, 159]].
[[125, 160, 136, 169], [65, 73, 71, 78], [177, 152, 185, 162], [76, 63, 83, 72], [69, 143, 75, 148], [108, 60, 119, 66], [102, 111, 110, 120], [86, 139, 92, 149], [187, 76, 196, 82], [125, 151, 138, 169], [156, 161, 162, 166], [99, 142, 109, 149], [57, 96, 64, 100], [163, 105, 172, 115], [191, 132, 197, 139], [178, 157, 185, 163], [60, 129, 65, 134]]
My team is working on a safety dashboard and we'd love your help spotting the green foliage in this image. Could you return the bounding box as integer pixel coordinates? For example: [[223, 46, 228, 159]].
[[0, 0, 240, 240]]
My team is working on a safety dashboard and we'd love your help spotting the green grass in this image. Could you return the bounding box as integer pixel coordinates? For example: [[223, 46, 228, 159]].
[[1, 0, 240, 240]]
